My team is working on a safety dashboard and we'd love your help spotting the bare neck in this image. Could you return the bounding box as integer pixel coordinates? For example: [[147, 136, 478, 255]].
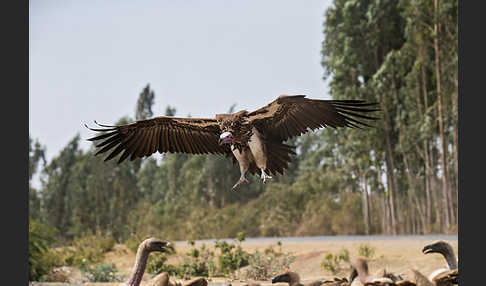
[[126, 246, 150, 286], [443, 250, 458, 270]]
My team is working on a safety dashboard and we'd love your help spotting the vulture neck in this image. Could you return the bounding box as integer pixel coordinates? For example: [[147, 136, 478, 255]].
[[443, 250, 458, 270], [281, 272, 302, 286], [126, 244, 150, 286]]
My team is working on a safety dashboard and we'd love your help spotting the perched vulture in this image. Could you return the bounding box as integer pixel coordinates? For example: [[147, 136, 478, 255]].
[[422, 241, 458, 285], [86, 95, 379, 189]]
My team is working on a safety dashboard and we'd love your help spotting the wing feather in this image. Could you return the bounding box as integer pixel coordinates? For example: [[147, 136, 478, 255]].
[[86, 116, 227, 163], [151, 126, 161, 154], [247, 95, 379, 141], [131, 129, 150, 160]]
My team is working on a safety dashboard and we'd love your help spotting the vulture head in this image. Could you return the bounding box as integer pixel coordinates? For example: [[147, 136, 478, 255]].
[[141, 237, 174, 253], [422, 240, 458, 270], [271, 271, 300, 285], [219, 131, 234, 145], [422, 240, 454, 256]]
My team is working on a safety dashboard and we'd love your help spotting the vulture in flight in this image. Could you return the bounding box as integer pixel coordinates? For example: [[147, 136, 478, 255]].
[[86, 95, 379, 189]]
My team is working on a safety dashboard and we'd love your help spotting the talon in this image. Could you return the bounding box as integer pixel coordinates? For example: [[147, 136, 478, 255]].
[[232, 176, 250, 190], [260, 168, 272, 183]]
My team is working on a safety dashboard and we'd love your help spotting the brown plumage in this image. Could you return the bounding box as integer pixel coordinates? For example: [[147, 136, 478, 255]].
[[271, 271, 324, 286], [351, 257, 398, 286], [320, 277, 350, 286], [147, 274, 208, 286], [399, 268, 458, 286], [86, 95, 379, 189]]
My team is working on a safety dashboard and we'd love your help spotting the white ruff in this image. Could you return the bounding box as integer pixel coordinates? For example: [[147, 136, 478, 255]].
[[220, 131, 232, 139]]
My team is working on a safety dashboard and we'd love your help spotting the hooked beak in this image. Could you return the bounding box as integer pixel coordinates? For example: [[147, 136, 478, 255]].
[[164, 241, 175, 253], [422, 245, 435, 254]]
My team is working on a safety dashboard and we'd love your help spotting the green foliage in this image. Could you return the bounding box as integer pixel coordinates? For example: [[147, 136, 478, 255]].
[[320, 249, 350, 274], [244, 244, 295, 280], [358, 243, 376, 259], [29, 219, 57, 281], [214, 240, 250, 275], [52, 233, 115, 267], [178, 243, 216, 277], [81, 263, 122, 282], [147, 253, 170, 274]]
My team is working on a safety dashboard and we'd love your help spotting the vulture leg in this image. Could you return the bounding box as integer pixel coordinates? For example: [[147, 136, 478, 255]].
[[260, 168, 272, 183], [231, 145, 252, 190], [248, 127, 271, 184], [232, 172, 250, 190]]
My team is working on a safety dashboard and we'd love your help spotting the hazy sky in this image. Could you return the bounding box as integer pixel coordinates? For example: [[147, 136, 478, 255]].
[[29, 0, 333, 162]]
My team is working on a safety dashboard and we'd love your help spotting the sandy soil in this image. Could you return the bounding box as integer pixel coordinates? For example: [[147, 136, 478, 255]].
[[98, 236, 457, 285]]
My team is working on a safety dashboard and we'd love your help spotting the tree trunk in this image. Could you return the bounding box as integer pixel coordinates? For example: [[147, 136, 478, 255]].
[[361, 171, 371, 235], [434, 0, 451, 230], [419, 59, 435, 233]]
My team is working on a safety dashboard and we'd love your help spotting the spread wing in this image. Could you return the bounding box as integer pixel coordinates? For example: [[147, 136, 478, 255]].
[[86, 116, 231, 164], [246, 95, 379, 142]]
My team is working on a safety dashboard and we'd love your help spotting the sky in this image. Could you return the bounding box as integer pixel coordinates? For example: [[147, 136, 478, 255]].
[[29, 0, 334, 163]]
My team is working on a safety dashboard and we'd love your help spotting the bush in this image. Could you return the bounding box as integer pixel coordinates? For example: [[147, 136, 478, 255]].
[[244, 244, 295, 280], [147, 252, 169, 275], [179, 243, 216, 277], [147, 252, 180, 277], [214, 240, 250, 275], [48, 232, 116, 268], [81, 263, 122, 282], [29, 219, 57, 281], [358, 243, 376, 259], [320, 248, 350, 274]]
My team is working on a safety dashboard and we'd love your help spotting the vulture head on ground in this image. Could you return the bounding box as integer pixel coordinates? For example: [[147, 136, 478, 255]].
[[271, 271, 324, 286], [86, 95, 379, 190], [125, 238, 173, 286], [422, 240, 457, 270], [422, 240, 458, 285]]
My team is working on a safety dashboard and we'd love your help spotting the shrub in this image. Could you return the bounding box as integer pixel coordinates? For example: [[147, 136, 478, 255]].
[[81, 263, 122, 282], [29, 219, 57, 281], [175, 242, 216, 277], [244, 244, 295, 280], [47, 232, 116, 268], [358, 243, 376, 259], [147, 252, 169, 275], [147, 252, 180, 277], [320, 248, 350, 274], [214, 240, 250, 275]]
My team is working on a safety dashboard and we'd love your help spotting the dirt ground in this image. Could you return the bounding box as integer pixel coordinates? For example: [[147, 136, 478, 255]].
[[98, 237, 457, 285]]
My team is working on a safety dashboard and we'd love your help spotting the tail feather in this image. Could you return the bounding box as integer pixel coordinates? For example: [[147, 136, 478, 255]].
[[265, 141, 295, 176]]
